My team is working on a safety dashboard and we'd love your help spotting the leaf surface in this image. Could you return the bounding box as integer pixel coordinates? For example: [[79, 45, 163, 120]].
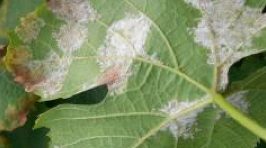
[[0, 67, 36, 131], [34, 0, 266, 147], [0, 0, 42, 45]]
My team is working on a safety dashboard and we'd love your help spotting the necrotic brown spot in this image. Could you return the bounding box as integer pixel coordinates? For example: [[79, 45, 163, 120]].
[[4, 95, 37, 131]]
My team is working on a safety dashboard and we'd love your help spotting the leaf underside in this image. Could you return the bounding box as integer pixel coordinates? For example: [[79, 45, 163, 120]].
[[0, 0, 265, 148]]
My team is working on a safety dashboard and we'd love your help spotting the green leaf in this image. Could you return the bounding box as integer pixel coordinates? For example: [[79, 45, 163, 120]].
[[45, 85, 108, 107], [0, 0, 42, 45], [229, 67, 266, 93], [34, 0, 266, 147], [229, 53, 266, 82], [257, 140, 266, 148], [0, 1, 34, 128], [245, 0, 266, 8], [0, 67, 37, 131]]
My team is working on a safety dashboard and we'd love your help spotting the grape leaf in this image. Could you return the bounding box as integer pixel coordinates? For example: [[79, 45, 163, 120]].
[[0, 0, 42, 131], [0, 0, 42, 45], [229, 53, 266, 83], [33, 0, 266, 147], [229, 67, 266, 93], [0, 67, 37, 131]]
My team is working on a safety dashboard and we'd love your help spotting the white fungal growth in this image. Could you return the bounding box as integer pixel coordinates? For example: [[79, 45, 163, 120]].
[[32, 0, 99, 98], [53, 23, 88, 54], [15, 12, 45, 43], [227, 91, 249, 113], [186, 0, 266, 91], [160, 99, 204, 140], [51, 0, 97, 54], [26, 52, 71, 98], [98, 14, 151, 94], [48, 0, 98, 23]]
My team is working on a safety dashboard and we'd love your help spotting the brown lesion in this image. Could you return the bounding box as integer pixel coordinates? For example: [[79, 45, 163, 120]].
[[98, 66, 121, 86], [12, 65, 45, 92], [3, 94, 38, 131], [99, 66, 121, 87], [6, 48, 45, 92], [98, 65, 128, 92], [46, 0, 62, 10]]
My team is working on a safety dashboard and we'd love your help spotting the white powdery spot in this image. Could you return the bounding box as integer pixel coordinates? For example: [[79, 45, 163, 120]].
[[48, 0, 98, 24], [34, 0, 99, 97], [227, 91, 249, 113], [53, 23, 88, 54], [98, 14, 151, 94], [15, 12, 45, 44], [26, 52, 72, 98], [186, 0, 266, 91], [51, 0, 97, 54], [160, 100, 204, 140]]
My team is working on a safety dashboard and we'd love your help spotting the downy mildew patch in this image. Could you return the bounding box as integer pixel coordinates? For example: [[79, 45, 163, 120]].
[[98, 14, 151, 94], [186, 0, 266, 91], [160, 99, 205, 140], [15, 12, 45, 44]]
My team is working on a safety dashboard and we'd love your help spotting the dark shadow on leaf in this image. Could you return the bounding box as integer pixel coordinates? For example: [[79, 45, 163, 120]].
[[229, 52, 266, 83], [262, 5, 266, 13], [45, 84, 108, 107], [228, 53, 266, 147], [256, 140, 266, 148]]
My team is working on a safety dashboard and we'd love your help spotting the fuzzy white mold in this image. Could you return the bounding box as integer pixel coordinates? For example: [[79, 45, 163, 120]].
[[15, 12, 45, 44], [25, 52, 71, 98], [227, 91, 249, 113], [98, 14, 151, 94], [51, 0, 97, 54], [186, 0, 266, 91], [48, 0, 98, 23], [53, 23, 88, 54], [32, 0, 99, 98], [160, 100, 204, 140]]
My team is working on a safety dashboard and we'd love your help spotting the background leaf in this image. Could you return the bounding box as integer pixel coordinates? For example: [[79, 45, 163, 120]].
[[0, 103, 49, 148], [0, 67, 36, 131]]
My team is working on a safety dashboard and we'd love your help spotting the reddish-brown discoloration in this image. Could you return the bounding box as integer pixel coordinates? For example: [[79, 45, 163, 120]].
[[6, 49, 45, 92], [12, 65, 45, 92], [98, 66, 121, 87], [3, 95, 37, 131], [47, 0, 62, 10]]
